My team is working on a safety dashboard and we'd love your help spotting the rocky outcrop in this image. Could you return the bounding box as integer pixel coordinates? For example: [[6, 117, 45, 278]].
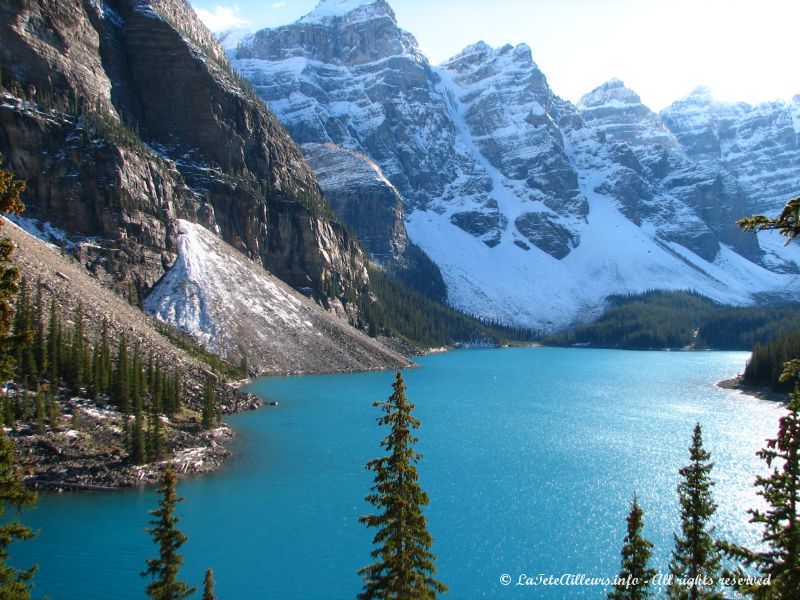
[[145, 220, 411, 374], [0, 0, 372, 319], [301, 143, 408, 263]]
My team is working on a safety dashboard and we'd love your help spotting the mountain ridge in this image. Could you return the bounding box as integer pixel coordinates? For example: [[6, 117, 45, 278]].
[[229, 1, 799, 329]]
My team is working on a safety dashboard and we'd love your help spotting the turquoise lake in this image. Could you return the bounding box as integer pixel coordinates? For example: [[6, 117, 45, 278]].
[[11, 347, 786, 598]]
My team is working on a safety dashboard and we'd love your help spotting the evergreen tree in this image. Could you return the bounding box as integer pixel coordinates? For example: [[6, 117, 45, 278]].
[[738, 196, 800, 243], [667, 423, 722, 600], [201, 379, 215, 430], [608, 495, 657, 600], [12, 279, 37, 388], [202, 568, 217, 600], [113, 334, 130, 413], [358, 372, 446, 600], [0, 429, 37, 598], [0, 161, 25, 383], [142, 468, 195, 600], [46, 298, 59, 384], [99, 319, 112, 394], [719, 392, 800, 598], [33, 279, 45, 380], [69, 303, 86, 391]]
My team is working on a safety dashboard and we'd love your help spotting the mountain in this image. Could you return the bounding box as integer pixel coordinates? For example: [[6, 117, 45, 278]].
[[0, 0, 412, 370], [0, 0, 372, 316], [661, 88, 800, 214], [230, 0, 800, 329]]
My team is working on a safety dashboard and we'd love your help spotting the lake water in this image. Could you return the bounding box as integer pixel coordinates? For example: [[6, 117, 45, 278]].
[[11, 347, 786, 599]]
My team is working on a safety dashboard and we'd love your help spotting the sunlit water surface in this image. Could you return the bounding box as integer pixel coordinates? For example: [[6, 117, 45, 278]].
[[12, 347, 784, 598]]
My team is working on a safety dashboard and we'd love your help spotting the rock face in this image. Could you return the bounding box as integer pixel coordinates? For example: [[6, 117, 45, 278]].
[[661, 88, 800, 214], [301, 143, 407, 264], [0, 0, 371, 318], [231, 0, 799, 328]]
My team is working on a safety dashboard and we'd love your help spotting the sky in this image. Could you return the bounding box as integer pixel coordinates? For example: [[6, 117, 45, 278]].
[[189, 0, 800, 111]]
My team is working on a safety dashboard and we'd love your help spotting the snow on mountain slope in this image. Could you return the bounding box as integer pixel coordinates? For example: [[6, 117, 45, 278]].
[[231, 0, 800, 329], [662, 88, 800, 214], [145, 220, 410, 374]]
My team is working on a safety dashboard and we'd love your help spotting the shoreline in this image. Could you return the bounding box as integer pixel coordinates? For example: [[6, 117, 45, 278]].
[[716, 377, 790, 404]]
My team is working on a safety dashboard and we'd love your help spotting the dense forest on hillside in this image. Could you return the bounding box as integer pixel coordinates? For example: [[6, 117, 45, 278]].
[[358, 267, 538, 348], [544, 291, 800, 351]]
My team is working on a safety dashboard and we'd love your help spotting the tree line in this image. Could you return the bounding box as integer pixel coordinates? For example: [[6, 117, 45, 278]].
[[544, 289, 800, 351]]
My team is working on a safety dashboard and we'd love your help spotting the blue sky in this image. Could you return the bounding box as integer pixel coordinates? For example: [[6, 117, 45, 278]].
[[189, 0, 800, 111]]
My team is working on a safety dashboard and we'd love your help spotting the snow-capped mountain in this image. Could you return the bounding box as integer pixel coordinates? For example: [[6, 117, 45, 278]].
[[230, 0, 800, 329], [661, 88, 800, 214]]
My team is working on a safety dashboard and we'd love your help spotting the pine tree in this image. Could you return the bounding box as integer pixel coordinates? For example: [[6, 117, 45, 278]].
[[608, 495, 657, 600], [33, 279, 45, 379], [719, 392, 800, 598], [358, 372, 447, 600], [69, 302, 86, 391], [0, 161, 25, 383], [113, 334, 130, 413], [201, 378, 215, 430], [202, 568, 217, 600], [142, 468, 195, 600], [667, 423, 722, 600], [12, 279, 36, 388], [0, 429, 37, 598], [46, 297, 59, 384]]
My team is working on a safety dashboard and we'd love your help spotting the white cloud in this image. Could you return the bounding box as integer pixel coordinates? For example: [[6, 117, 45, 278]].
[[271, 2, 287, 8], [194, 5, 247, 31]]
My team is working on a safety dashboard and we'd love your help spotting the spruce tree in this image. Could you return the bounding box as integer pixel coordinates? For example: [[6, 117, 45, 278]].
[[358, 372, 446, 600], [33, 279, 45, 380], [113, 334, 130, 413], [719, 392, 800, 598], [46, 297, 59, 384], [201, 379, 215, 430], [608, 495, 657, 600], [69, 302, 86, 391], [202, 568, 217, 600], [142, 468, 195, 600], [0, 161, 25, 383], [667, 423, 722, 600], [0, 429, 37, 598]]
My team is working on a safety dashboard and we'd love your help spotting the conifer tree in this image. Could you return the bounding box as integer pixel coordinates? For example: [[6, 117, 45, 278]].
[[114, 334, 130, 413], [142, 468, 195, 600], [0, 429, 37, 598], [0, 161, 25, 383], [719, 392, 800, 598], [608, 495, 657, 600], [33, 279, 45, 379], [46, 297, 59, 384], [69, 302, 86, 391], [201, 379, 215, 430], [12, 279, 36, 388], [202, 568, 217, 600], [358, 372, 447, 600], [667, 423, 722, 600]]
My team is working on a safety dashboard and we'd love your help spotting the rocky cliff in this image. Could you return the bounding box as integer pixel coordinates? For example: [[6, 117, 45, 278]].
[[230, 0, 799, 329], [0, 0, 371, 320]]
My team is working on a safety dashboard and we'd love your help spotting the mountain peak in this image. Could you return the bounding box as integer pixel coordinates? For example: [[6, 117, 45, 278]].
[[300, 0, 396, 24], [578, 78, 642, 109]]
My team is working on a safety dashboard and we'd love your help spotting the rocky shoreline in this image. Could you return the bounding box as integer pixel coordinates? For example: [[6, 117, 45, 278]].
[[11, 384, 263, 492], [716, 377, 790, 404]]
